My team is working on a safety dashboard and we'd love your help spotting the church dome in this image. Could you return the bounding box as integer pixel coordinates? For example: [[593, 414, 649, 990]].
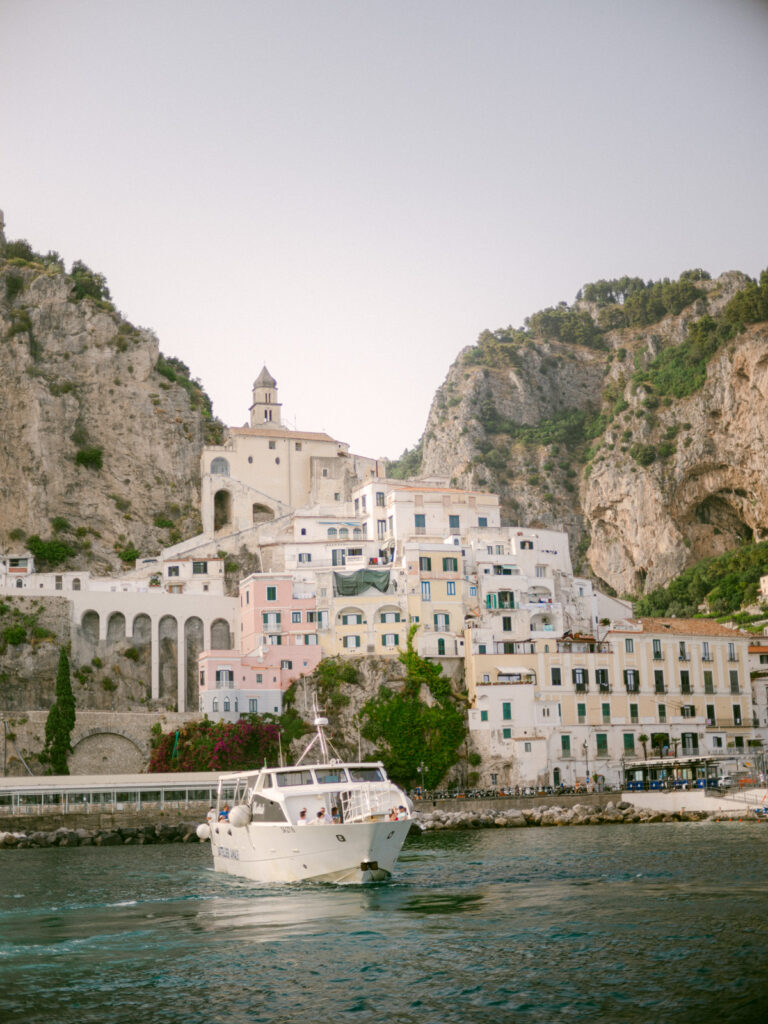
[[253, 366, 277, 389]]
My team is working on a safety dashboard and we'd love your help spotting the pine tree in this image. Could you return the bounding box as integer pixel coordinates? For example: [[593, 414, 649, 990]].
[[41, 648, 75, 775]]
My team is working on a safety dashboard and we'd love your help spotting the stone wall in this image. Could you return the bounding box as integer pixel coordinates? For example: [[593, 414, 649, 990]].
[[2, 709, 201, 776]]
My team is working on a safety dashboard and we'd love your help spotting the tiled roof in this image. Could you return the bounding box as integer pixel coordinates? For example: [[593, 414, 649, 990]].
[[231, 427, 339, 442], [610, 617, 746, 638]]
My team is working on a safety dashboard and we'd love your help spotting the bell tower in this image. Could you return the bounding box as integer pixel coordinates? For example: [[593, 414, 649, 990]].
[[249, 366, 283, 428]]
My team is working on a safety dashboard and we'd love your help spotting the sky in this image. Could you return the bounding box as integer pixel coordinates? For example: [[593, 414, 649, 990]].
[[2, 0, 768, 459]]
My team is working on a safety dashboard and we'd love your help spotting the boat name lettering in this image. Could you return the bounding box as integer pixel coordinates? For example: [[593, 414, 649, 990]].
[[216, 846, 239, 860]]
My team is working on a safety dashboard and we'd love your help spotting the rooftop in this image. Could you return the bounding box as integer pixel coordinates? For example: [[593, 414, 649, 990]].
[[610, 617, 746, 639]]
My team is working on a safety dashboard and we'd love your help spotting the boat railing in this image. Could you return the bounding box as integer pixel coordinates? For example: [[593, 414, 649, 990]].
[[341, 783, 403, 822]]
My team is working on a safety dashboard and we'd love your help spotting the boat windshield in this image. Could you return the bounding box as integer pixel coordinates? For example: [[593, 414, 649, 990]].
[[274, 769, 315, 788], [314, 767, 349, 784], [348, 767, 384, 782]]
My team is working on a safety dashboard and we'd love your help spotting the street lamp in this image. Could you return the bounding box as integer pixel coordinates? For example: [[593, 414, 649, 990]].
[[582, 739, 590, 790], [417, 761, 428, 797]]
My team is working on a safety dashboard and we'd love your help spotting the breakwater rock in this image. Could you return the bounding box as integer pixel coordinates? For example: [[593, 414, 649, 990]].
[[0, 821, 201, 849], [412, 801, 725, 830]]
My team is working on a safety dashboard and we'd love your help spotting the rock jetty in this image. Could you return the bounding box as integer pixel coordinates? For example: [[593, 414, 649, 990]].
[[0, 821, 201, 848], [411, 801, 739, 830]]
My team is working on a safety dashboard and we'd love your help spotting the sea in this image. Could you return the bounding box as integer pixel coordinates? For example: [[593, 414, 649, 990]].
[[0, 822, 766, 1024]]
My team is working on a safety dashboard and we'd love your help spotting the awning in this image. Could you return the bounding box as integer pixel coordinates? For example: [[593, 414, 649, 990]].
[[333, 569, 391, 596]]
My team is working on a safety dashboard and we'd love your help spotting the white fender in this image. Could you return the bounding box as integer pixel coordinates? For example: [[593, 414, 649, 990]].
[[228, 804, 252, 828], [196, 823, 211, 841]]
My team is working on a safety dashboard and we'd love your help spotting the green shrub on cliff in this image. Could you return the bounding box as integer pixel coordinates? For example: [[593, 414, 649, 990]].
[[361, 626, 466, 790], [635, 539, 768, 617]]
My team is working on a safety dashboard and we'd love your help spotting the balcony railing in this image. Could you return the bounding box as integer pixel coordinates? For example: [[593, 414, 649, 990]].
[[557, 642, 612, 654]]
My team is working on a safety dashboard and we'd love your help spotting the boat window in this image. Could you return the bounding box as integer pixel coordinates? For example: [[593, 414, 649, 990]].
[[314, 768, 349, 784], [275, 769, 315, 787], [348, 767, 384, 782]]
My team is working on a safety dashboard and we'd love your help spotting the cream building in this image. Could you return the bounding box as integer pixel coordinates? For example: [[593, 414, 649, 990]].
[[467, 618, 758, 789], [198, 368, 382, 544]]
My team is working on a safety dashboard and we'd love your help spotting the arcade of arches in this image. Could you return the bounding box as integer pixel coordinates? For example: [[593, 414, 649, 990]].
[[77, 609, 233, 712]]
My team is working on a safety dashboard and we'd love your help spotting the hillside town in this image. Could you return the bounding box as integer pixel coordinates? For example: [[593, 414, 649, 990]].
[[3, 368, 767, 789]]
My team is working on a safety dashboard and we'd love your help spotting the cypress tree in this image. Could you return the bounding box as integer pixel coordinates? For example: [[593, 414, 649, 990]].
[[41, 648, 75, 775]]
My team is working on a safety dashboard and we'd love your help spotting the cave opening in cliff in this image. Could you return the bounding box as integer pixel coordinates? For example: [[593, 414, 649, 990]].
[[692, 495, 753, 541]]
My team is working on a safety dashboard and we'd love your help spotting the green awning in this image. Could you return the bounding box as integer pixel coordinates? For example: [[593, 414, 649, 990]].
[[333, 569, 391, 596]]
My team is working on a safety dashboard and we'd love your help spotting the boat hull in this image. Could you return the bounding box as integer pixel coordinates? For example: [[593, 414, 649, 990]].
[[209, 817, 412, 884]]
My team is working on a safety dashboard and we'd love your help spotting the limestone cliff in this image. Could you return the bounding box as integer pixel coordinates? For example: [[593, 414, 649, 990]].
[[0, 224, 217, 571], [400, 269, 768, 596]]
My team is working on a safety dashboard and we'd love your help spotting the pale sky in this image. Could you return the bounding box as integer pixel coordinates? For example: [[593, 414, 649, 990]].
[[3, 1, 768, 459]]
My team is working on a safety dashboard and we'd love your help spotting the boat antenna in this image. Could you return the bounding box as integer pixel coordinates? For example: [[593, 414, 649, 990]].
[[295, 694, 342, 765]]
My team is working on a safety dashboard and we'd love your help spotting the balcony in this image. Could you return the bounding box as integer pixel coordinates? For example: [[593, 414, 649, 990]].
[[557, 641, 612, 654], [678, 654, 690, 662]]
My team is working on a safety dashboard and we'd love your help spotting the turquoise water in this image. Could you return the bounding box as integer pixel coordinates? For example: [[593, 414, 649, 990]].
[[1, 822, 767, 1023]]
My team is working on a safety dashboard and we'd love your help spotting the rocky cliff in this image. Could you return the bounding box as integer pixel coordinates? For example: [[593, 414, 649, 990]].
[[0, 218, 219, 571], [400, 269, 768, 597]]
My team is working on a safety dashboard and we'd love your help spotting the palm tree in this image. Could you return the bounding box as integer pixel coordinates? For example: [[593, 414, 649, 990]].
[[638, 733, 650, 759]]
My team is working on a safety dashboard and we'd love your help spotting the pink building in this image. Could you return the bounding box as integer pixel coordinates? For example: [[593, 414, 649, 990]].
[[198, 573, 322, 722]]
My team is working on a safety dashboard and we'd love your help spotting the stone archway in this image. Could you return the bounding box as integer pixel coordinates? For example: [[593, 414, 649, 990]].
[[185, 616, 204, 712], [81, 610, 100, 644], [214, 489, 232, 531], [158, 615, 178, 706], [70, 731, 146, 774], [107, 611, 126, 644], [210, 618, 232, 650], [252, 502, 274, 525]]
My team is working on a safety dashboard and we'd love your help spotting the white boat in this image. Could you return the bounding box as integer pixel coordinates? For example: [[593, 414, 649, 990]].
[[196, 717, 413, 884]]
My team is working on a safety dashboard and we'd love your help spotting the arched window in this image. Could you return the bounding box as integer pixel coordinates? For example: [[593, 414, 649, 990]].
[[72, 578, 81, 591], [15, 579, 23, 589], [327, 528, 337, 538], [210, 457, 229, 475], [223, 697, 231, 712], [353, 528, 362, 539], [339, 527, 349, 538]]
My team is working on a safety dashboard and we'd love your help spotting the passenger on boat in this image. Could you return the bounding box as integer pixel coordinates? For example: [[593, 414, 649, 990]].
[[309, 810, 326, 825], [331, 806, 341, 823], [297, 808, 308, 826], [388, 808, 399, 821], [398, 805, 408, 818], [219, 804, 230, 821]]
